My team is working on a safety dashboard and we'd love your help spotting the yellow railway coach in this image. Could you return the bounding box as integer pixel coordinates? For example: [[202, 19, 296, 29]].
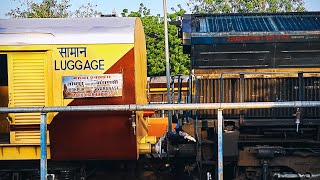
[[0, 17, 156, 161]]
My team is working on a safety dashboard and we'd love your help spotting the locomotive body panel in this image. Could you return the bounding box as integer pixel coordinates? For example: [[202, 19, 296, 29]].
[[176, 12, 320, 179]]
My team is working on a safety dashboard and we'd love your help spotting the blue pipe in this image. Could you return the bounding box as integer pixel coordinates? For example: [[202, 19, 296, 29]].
[[40, 112, 47, 180], [217, 109, 223, 180]]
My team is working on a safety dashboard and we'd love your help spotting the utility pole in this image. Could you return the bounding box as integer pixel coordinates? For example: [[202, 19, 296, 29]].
[[163, 0, 172, 132]]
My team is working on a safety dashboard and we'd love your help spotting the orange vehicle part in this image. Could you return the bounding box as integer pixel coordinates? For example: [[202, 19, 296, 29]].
[[148, 117, 176, 138]]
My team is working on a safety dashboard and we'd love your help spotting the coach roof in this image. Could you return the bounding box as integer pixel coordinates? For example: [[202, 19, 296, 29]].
[[0, 17, 138, 45]]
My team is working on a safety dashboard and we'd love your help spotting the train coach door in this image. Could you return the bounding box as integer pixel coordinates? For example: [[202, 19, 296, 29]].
[[7, 52, 49, 144]]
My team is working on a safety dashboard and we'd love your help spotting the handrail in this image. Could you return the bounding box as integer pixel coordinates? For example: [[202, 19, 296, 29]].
[[1, 101, 320, 113], [2, 101, 320, 180]]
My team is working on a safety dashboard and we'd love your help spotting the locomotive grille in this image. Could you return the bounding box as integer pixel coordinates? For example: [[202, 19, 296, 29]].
[[198, 76, 320, 120]]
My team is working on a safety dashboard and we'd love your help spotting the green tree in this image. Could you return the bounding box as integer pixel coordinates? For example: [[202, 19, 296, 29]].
[[187, 0, 306, 13], [123, 4, 190, 76], [6, 0, 99, 18]]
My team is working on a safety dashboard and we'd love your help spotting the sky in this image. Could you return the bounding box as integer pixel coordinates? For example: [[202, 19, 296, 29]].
[[1, 0, 319, 18]]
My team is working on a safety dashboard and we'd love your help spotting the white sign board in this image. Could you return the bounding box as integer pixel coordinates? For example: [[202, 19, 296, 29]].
[[62, 74, 123, 98]]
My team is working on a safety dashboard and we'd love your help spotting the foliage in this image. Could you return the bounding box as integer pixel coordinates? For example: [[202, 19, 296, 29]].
[[187, 0, 306, 13], [6, 0, 99, 18], [122, 4, 190, 76]]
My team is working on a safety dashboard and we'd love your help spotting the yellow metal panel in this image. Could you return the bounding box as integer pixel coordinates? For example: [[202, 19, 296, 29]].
[[134, 18, 149, 158], [149, 87, 188, 92], [50, 44, 134, 107], [134, 18, 147, 105], [8, 52, 47, 119], [10, 131, 50, 144], [8, 52, 48, 144], [0, 145, 50, 160]]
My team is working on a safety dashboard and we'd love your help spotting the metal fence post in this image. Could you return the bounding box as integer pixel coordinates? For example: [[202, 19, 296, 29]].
[[217, 109, 223, 180], [40, 112, 48, 180]]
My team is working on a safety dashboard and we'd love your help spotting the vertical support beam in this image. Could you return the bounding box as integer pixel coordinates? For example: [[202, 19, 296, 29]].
[[239, 73, 245, 103], [296, 72, 304, 132], [217, 109, 223, 180], [194, 76, 199, 138], [171, 77, 175, 124], [239, 73, 245, 122], [298, 72, 304, 101], [177, 75, 182, 104], [187, 75, 192, 104], [171, 77, 175, 104], [40, 112, 47, 180], [220, 75, 223, 103]]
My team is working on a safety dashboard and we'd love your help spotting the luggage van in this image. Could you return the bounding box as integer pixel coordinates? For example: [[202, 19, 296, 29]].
[[0, 17, 156, 170]]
